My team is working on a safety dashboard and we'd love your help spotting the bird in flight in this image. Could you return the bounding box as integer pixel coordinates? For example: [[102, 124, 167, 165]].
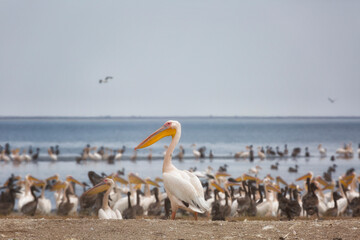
[[328, 97, 336, 103], [99, 76, 113, 84]]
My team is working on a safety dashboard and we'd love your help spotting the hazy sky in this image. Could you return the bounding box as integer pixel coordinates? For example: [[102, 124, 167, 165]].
[[1, 1, 359, 117]]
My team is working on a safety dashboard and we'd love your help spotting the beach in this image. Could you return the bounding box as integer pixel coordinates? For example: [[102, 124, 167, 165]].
[[0, 217, 358, 240]]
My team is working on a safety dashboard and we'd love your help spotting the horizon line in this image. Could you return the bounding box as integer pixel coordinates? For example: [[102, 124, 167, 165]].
[[0, 115, 360, 119]]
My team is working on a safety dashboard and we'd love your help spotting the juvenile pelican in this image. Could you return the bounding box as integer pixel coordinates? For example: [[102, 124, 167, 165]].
[[135, 120, 210, 220]]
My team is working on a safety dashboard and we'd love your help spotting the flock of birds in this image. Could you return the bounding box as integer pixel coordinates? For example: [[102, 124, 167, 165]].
[[1, 165, 360, 221], [0, 141, 359, 164], [0, 120, 359, 222]]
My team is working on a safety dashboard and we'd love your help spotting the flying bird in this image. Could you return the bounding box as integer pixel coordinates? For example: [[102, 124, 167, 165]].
[[328, 97, 336, 103], [99, 76, 113, 84]]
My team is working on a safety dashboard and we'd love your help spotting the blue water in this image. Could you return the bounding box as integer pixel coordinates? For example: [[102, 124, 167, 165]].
[[0, 117, 359, 209], [1, 117, 359, 157]]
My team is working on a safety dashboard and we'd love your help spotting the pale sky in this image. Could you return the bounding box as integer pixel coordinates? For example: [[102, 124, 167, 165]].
[[0, 1, 359, 117]]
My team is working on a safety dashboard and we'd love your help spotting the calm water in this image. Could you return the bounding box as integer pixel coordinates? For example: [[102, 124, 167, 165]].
[[0, 117, 359, 208]]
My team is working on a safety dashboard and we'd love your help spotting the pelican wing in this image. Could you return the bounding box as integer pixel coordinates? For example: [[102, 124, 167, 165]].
[[163, 170, 209, 213]]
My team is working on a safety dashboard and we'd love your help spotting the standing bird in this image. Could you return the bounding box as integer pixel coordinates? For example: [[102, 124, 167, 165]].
[[318, 144, 327, 158], [291, 148, 301, 158], [21, 186, 39, 216], [276, 146, 284, 157], [135, 121, 210, 220], [191, 144, 201, 159], [48, 147, 57, 161], [257, 147, 265, 160], [83, 178, 122, 219], [305, 147, 310, 158]]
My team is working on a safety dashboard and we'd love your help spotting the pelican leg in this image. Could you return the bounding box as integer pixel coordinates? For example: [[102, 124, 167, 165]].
[[171, 211, 176, 220], [194, 212, 198, 221]]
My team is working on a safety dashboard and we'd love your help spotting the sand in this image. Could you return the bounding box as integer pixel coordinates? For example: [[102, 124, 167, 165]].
[[0, 217, 359, 240]]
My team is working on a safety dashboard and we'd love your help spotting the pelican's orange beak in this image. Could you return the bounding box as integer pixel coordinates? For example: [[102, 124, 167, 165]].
[[276, 176, 288, 186], [84, 180, 110, 195], [33, 180, 46, 187], [235, 176, 243, 182], [155, 177, 163, 182], [46, 175, 59, 182], [51, 181, 67, 191], [135, 124, 176, 150], [113, 176, 129, 185], [266, 183, 281, 193], [27, 175, 41, 183], [128, 173, 146, 184], [210, 181, 225, 193], [215, 172, 231, 178], [242, 174, 258, 181], [315, 176, 328, 186], [296, 172, 312, 181], [146, 178, 160, 187], [66, 176, 84, 187]]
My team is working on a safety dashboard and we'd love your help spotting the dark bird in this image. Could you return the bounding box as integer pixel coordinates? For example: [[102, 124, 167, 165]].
[[323, 192, 342, 217], [99, 76, 113, 84], [219, 191, 231, 218], [302, 179, 319, 217], [305, 147, 310, 158], [291, 148, 301, 157], [284, 144, 289, 156], [148, 188, 162, 216], [88, 171, 104, 186], [117, 168, 125, 176], [132, 189, 144, 216], [32, 148, 40, 161], [328, 97, 336, 103], [271, 162, 279, 170], [55, 145, 60, 155], [123, 192, 136, 219], [211, 202, 225, 221], [57, 186, 75, 216], [276, 146, 284, 157], [0, 179, 21, 215], [162, 197, 171, 219], [288, 165, 298, 173], [21, 186, 39, 216]]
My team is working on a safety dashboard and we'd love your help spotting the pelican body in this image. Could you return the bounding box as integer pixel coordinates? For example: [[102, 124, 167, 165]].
[[135, 120, 210, 220]]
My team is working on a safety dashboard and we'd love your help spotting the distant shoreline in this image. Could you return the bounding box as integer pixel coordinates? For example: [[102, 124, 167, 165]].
[[0, 115, 360, 120]]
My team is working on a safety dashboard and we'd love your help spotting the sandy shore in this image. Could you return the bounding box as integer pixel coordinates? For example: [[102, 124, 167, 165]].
[[0, 217, 359, 240]]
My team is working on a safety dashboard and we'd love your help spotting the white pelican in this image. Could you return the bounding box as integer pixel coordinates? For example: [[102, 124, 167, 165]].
[[20, 149, 31, 162], [85, 178, 122, 219], [1, 150, 11, 162], [112, 173, 144, 213], [191, 144, 201, 159], [135, 120, 210, 220], [256, 180, 280, 217], [48, 148, 58, 161], [318, 144, 327, 157], [257, 147, 265, 160], [89, 147, 102, 161], [35, 180, 52, 215], [248, 166, 262, 177], [141, 178, 160, 214], [17, 175, 40, 210]]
